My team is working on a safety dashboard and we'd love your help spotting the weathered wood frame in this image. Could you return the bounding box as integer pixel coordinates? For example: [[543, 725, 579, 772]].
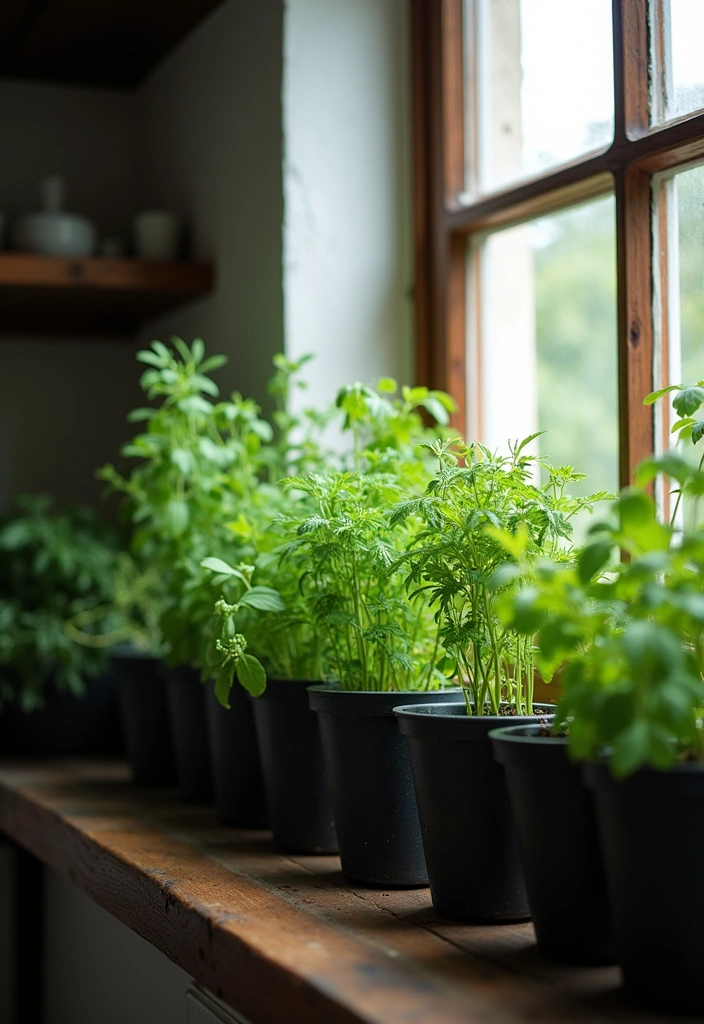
[[413, 0, 703, 485]]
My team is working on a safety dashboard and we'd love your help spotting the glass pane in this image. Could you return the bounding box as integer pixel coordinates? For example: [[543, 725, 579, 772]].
[[464, 0, 614, 196], [470, 196, 618, 528], [652, 1, 704, 124], [655, 164, 704, 528]]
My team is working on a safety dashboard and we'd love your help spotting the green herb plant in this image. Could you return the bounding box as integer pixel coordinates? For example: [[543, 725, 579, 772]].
[[100, 338, 281, 674], [203, 377, 458, 702], [391, 435, 609, 716], [273, 470, 447, 692], [497, 381, 704, 775], [0, 496, 118, 708]]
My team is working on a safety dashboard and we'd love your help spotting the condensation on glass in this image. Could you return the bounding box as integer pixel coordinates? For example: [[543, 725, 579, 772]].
[[467, 196, 619, 522], [463, 0, 614, 197], [650, 0, 704, 125], [652, 162, 704, 526]]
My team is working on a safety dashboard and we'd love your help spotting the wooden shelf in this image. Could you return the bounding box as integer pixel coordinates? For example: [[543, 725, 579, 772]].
[[0, 0, 227, 89], [0, 254, 214, 335], [0, 761, 687, 1024]]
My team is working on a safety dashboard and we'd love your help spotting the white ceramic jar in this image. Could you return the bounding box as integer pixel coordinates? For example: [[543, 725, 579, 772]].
[[12, 176, 97, 257]]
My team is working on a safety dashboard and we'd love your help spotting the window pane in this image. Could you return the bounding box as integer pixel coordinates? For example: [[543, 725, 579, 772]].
[[464, 0, 614, 197], [654, 164, 704, 527], [470, 197, 618, 519], [651, 1, 704, 124]]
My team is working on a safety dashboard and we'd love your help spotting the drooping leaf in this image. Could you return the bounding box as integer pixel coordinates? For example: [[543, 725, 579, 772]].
[[236, 654, 267, 697]]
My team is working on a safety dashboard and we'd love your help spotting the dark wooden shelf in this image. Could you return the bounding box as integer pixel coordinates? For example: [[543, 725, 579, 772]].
[[0, 0, 227, 89], [0, 253, 214, 335], [0, 761, 692, 1024]]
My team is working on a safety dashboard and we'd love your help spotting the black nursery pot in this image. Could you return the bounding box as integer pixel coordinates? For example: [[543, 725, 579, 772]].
[[395, 703, 551, 921], [585, 762, 704, 1014], [308, 686, 460, 887], [0, 668, 122, 756], [490, 725, 613, 964], [205, 682, 268, 828], [161, 664, 213, 803], [252, 679, 336, 853], [112, 651, 176, 787]]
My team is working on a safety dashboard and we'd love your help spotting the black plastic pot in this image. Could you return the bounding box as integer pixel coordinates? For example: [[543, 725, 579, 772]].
[[0, 668, 122, 756], [112, 651, 176, 786], [308, 687, 461, 887], [585, 762, 704, 1013], [205, 681, 268, 828], [395, 703, 552, 921], [162, 664, 213, 803], [490, 725, 613, 964], [252, 679, 336, 853]]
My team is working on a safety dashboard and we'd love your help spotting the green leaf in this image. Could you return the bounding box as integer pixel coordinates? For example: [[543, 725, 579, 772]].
[[611, 720, 650, 778], [377, 377, 397, 393], [200, 557, 243, 578], [513, 431, 546, 457], [693, 421, 704, 445], [164, 499, 189, 536], [214, 664, 234, 709], [643, 384, 681, 405], [577, 540, 612, 584], [126, 407, 155, 422], [509, 588, 543, 635], [635, 452, 693, 487], [238, 587, 285, 612], [487, 563, 520, 590], [171, 449, 195, 475], [136, 350, 164, 368], [171, 336, 192, 363], [420, 396, 450, 425], [191, 337, 205, 364], [199, 354, 228, 374], [673, 386, 704, 418], [236, 654, 267, 697]]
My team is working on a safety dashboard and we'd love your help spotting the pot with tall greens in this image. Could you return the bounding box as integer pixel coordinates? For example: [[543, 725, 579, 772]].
[[206, 378, 458, 865], [100, 337, 260, 808], [392, 435, 607, 919], [502, 380, 704, 1013], [67, 550, 176, 786]]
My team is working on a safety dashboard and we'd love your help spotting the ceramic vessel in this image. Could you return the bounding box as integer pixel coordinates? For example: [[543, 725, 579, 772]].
[[13, 176, 97, 257], [133, 210, 181, 261]]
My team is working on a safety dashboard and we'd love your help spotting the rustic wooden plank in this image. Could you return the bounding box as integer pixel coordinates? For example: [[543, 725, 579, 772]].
[[0, 762, 696, 1024], [0, 255, 213, 335]]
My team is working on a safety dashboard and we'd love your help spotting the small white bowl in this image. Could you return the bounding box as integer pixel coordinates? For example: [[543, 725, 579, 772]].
[[13, 212, 97, 258]]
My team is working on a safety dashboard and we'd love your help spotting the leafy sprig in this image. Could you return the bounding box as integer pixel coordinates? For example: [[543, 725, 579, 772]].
[[393, 435, 609, 715]]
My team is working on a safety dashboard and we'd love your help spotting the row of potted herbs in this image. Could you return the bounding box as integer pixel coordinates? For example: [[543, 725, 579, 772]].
[[104, 343, 704, 1015], [3, 339, 703, 1015]]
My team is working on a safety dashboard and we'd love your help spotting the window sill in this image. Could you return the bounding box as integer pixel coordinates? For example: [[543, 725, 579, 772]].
[[0, 761, 658, 1024]]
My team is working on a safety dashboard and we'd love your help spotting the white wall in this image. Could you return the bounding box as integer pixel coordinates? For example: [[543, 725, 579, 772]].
[[283, 0, 413, 411], [137, 0, 285, 405]]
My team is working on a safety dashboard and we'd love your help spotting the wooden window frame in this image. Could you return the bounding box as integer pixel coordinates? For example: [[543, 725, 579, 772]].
[[413, 0, 704, 486]]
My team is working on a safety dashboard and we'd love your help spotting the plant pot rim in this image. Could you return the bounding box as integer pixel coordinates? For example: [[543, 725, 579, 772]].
[[488, 723, 566, 744], [307, 685, 462, 717], [394, 702, 555, 742]]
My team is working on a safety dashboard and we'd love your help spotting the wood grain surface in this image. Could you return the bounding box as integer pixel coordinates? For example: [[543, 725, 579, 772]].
[[0, 762, 696, 1024], [0, 255, 213, 335]]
